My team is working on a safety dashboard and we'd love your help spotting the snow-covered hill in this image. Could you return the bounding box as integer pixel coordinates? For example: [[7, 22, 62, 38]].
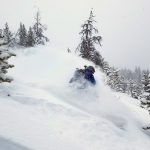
[[0, 45, 150, 150]]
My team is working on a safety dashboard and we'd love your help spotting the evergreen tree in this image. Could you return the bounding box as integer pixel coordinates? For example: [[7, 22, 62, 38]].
[[92, 51, 104, 67], [76, 10, 103, 68], [120, 77, 128, 93], [142, 70, 150, 99], [135, 81, 143, 99], [33, 10, 49, 45], [26, 27, 35, 47], [107, 67, 124, 92], [0, 29, 3, 38], [67, 48, 71, 53], [18, 23, 27, 46], [0, 48, 16, 83], [127, 80, 137, 98], [102, 61, 110, 75], [142, 70, 150, 108], [3, 22, 13, 44], [0, 29, 7, 46], [0, 29, 4, 46], [134, 67, 142, 83]]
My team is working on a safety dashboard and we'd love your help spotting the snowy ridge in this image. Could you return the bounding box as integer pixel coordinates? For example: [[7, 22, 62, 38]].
[[0, 45, 150, 150]]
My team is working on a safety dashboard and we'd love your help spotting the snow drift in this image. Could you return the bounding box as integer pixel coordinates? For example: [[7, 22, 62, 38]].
[[0, 44, 150, 150]]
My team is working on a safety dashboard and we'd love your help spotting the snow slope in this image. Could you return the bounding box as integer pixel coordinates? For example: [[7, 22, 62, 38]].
[[0, 44, 150, 150]]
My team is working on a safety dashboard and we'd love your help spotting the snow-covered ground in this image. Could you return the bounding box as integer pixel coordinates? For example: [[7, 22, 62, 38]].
[[0, 45, 150, 150]]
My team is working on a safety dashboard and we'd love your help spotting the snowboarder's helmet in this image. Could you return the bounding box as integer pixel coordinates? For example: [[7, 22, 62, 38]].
[[84, 65, 87, 69], [87, 66, 95, 74]]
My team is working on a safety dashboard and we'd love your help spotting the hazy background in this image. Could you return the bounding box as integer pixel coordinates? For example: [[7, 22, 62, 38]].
[[0, 0, 150, 69]]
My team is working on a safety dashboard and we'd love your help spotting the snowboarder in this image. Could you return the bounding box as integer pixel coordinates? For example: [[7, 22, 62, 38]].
[[69, 65, 96, 86], [84, 66, 96, 85]]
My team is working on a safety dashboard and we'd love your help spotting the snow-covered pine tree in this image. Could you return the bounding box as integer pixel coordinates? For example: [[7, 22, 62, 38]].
[[3, 22, 13, 44], [18, 23, 27, 46], [76, 10, 104, 68], [0, 48, 16, 83], [92, 51, 104, 67], [120, 77, 128, 93], [126, 79, 138, 98], [0, 29, 3, 38], [102, 61, 110, 75], [107, 67, 124, 92], [135, 84, 142, 99], [133, 67, 143, 99], [134, 67, 142, 83], [33, 10, 49, 45], [141, 70, 150, 109], [0, 29, 4, 46], [26, 27, 35, 47], [0, 28, 7, 46]]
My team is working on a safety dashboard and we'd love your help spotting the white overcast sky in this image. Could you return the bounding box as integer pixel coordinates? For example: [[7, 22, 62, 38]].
[[0, 0, 150, 69]]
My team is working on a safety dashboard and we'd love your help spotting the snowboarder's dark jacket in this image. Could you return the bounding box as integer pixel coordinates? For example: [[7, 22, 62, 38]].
[[84, 68, 96, 85]]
